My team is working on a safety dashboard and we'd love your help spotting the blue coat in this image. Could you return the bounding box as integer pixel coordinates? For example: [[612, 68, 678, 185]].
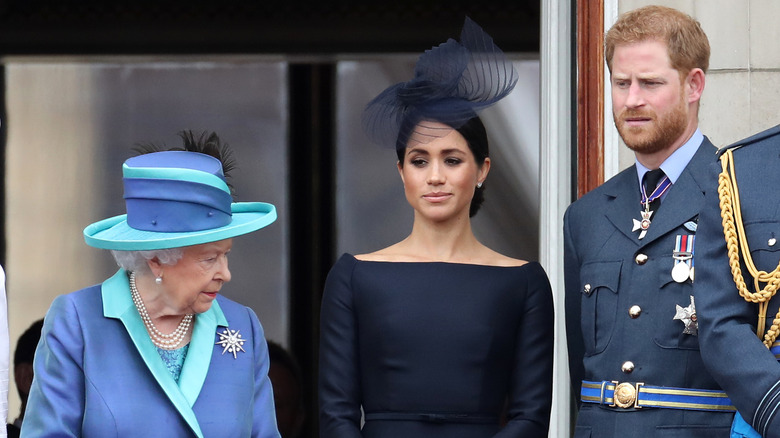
[[564, 137, 734, 437], [21, 269, 280, 438], [696, 125, 780, 437]]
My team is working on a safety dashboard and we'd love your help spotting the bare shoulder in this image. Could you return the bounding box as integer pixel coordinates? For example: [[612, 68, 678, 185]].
[[355, 242, 528, 267], [482, 248, 528, 267], [451, 245, 528, 267], [354, 242, 410, 262], [353, 252, 393, 262]]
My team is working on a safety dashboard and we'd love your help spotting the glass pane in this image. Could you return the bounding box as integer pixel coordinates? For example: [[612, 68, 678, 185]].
[[5, 60, 289, 347]]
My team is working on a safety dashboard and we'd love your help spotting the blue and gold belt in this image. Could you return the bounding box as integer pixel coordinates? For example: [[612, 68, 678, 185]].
[[581, 380, 735, 412], [769, 341, 780, 358]]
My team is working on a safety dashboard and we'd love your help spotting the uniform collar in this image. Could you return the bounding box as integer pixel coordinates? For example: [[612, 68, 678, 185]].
[[636, 128, 704, 186]]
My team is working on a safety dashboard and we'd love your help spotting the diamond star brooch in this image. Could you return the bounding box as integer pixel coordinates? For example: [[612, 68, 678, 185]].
[[215, 328, 246, 359]]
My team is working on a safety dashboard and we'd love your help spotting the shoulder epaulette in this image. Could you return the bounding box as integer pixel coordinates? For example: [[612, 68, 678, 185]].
[[717, 123, 780, 157]]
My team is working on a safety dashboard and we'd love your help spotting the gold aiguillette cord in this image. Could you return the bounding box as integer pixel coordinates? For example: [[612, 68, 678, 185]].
[[718, 149, 780, 347]]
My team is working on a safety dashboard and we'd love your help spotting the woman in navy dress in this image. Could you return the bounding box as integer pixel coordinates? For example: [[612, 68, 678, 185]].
[[318, 18, 554, 438]]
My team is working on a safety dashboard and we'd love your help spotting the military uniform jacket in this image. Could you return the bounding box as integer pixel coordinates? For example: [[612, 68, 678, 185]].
[[697, 125, 780, 437], [564, 137, 734, 437]]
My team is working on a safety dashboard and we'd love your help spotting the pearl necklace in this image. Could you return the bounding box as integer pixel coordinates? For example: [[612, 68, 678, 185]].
[[130, 272, 193, 350]]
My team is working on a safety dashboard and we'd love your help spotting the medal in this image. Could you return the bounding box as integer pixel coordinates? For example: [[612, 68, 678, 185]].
[[673, 295, 698, 336], [632, 210, 654, 240], [633, 172, 671, 240], [672, 261, 690, 283], [672, 234, 695, 283]]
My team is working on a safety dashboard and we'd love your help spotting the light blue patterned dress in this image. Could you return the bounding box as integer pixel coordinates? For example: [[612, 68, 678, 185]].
[[156, 345, 189, 382]]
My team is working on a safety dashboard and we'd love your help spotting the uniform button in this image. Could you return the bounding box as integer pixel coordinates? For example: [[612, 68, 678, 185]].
[[621, 361, 635, 373], [635, 254, 648, 265], [583, 284, 592, 295], [629, 305, 642, 318], [769, 238, 777, 247]]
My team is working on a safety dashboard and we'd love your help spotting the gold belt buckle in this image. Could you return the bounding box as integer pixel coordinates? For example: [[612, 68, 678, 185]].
[[609, 381, 644, 409]]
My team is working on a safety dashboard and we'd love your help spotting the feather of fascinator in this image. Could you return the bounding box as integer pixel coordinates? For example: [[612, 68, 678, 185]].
[[362, 17, 518, 150], [132, 130, 238, 197]]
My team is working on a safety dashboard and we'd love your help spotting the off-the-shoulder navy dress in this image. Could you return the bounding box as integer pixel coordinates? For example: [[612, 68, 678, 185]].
[[319, 254, 554, 438]]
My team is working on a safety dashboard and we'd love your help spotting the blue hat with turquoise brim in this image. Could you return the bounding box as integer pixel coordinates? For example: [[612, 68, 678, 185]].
[[83, 151, 277, 251]]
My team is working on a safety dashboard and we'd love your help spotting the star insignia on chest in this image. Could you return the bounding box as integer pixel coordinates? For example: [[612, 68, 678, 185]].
[[673, 295, 698, 336], [215, 328, 246, 359]]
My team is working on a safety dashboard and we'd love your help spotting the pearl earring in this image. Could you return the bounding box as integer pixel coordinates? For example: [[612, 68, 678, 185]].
[[477, 182, 483, 188], [155, 276, 163, 285]]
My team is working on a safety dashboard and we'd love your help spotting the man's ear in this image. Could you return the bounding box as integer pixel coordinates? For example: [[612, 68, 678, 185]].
[[686, 68, 705, 104]]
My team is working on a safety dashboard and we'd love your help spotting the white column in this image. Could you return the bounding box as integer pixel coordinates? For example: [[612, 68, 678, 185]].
[[603, 0, 622, 180], [540, 0, 573, 436]]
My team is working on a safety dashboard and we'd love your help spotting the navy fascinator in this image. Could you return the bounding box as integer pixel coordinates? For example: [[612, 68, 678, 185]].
[[362, 17, 518, 150]]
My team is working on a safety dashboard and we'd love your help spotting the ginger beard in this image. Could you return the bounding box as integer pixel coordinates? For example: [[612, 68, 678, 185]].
[[614, 83, 688, 155]]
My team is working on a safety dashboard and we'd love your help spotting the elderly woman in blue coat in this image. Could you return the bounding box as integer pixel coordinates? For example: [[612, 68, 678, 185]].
[[21, 133, 281, 438]]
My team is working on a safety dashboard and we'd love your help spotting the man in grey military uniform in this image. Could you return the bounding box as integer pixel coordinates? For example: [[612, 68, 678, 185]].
[[696, 124, 780, 437], [564, 6, 735, 436]]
